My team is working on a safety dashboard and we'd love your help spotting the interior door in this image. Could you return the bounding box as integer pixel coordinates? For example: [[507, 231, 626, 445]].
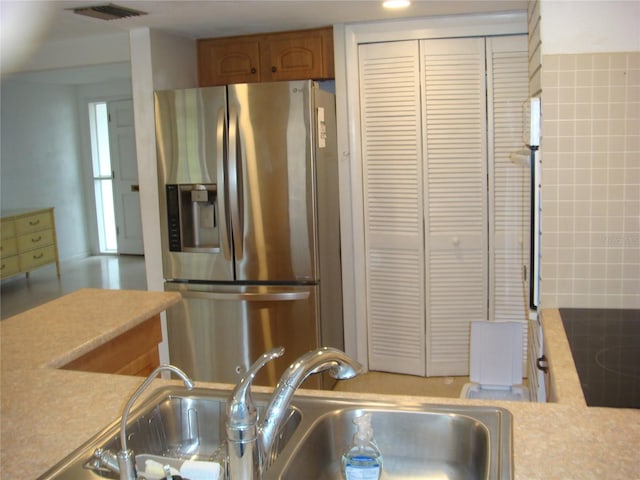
[[108, 99, 144, 255], [422, 37, 488, 376], [359, 36, 528, 378], [358, 41, 426, 376], [486, 35, 530, 371]]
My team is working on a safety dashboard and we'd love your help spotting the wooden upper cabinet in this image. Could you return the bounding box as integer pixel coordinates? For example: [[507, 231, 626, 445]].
[[198, 36, 262, 86], [198, 27, 334, 86], [263, 27, 334, 81]]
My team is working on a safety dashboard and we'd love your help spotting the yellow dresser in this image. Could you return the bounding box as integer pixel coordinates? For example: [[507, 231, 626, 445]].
[[1, 208, 60, 280]]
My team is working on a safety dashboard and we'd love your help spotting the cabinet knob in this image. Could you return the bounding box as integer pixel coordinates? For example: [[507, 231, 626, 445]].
[[271, 66, 277, 73], [250, 67, 257, 74]]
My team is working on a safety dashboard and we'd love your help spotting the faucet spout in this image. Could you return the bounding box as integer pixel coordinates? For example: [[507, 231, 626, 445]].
[[226, 347, 284, 480], [225, 347, 361, 480], [260, 347, 362, 465], [118, 364, 194, 480]]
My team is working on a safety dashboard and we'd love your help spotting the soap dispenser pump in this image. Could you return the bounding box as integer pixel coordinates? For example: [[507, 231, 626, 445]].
[[341, 413, 382, 480]]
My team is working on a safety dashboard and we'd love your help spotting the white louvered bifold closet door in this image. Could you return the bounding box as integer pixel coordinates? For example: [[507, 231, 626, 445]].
[[486, 35, 530, 371], [358, 41, 426, 376], [421, 38, 488, 376]]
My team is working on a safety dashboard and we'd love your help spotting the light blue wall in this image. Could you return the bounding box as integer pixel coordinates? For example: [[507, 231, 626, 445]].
[[1, 77, 90, 262], [1, 71, 134, 262]]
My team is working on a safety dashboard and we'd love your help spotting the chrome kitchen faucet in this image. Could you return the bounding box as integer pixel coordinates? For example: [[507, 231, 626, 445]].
[[226, 346, 362, 480]]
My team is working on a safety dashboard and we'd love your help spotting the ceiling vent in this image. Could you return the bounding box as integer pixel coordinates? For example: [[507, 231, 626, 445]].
[[72, 3, 147, 21]]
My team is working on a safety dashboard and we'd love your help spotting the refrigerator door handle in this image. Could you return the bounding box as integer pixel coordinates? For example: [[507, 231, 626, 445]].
[[228, 104, 243, 260], [216, 106, 232, 260], [179, 290, 310, 302]]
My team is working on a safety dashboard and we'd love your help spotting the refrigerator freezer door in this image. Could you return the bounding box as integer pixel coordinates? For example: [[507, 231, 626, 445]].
[[165, 282, 322, 387], [228, 81, 318, 282], [155, 87, 234, 282]]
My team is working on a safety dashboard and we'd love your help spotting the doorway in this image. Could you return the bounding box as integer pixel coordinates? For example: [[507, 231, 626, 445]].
[[88, 99, 144, 255]]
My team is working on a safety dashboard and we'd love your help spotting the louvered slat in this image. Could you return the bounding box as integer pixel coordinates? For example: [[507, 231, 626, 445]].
[[359, 41, 425, 375]]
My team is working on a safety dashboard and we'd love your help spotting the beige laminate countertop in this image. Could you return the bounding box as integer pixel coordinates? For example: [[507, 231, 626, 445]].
[[1, 292, 639, 479]]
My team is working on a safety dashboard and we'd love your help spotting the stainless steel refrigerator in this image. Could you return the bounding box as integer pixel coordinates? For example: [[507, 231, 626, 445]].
[[154, 80, 343, 388]]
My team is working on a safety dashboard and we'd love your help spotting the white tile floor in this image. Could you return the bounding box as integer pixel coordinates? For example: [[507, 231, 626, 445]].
[[0, 255, 147, 319], [0, 254, 466, 398]]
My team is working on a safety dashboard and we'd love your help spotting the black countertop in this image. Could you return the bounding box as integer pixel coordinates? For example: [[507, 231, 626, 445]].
[[560, 308, 640, 409]]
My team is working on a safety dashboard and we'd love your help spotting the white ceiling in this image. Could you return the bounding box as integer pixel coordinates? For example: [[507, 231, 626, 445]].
[[1, 0, 526, 82], [7, 0, 527, 43]]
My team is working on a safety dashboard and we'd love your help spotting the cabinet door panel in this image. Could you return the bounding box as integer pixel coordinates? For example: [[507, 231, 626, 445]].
[[266, 34, 326, 81], [198, 37, 261, 86]]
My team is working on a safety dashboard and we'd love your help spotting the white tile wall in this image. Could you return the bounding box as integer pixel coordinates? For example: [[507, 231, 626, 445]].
[[540, 52, 640, 308]]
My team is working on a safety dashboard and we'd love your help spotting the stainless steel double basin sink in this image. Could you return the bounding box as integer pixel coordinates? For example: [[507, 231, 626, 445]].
[[38, 387, 513, 480]]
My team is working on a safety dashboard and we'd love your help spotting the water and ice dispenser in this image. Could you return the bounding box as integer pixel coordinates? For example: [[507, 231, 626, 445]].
[[166, 184, 219, 252]]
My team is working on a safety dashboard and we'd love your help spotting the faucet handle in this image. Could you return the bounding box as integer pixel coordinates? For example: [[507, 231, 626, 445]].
[[227, 347, 285, 430]]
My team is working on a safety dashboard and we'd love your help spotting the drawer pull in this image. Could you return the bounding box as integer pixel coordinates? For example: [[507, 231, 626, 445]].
[[29, 219, 41, 226], [33, 253, 44, 260], [32, 235, 42, 243]]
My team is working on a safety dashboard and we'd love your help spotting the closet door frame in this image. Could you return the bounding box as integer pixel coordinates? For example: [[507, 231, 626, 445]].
[[334, 12, 527, 371]]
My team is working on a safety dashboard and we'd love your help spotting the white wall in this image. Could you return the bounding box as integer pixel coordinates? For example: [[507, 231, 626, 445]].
[[129, 28, 197, 294], [540, 0, 640, 54], [0, 78, 90, 261], [19, 32, 131, 72], [0, 71, 135, 263], [1, 18, 134, 264], [537, 1, 640, 309], [129, 27, 196, 364]]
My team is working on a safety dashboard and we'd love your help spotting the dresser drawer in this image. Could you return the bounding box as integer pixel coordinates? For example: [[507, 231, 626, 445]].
[[1, 255, 20, 279], [15, 211, 52, 235], [1, 237, 18, 258], [19, 245, 57, 271], [17, 229, 54, 253], [1, 219, 16, 240]]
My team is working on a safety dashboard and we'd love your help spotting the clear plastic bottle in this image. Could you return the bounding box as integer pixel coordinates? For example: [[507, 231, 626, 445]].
[[341, 413, 382, 480]]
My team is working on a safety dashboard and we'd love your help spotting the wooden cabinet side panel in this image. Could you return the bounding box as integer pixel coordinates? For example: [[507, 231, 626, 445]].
[[114, 346, 160, 377], [61, 315, 162, 377]]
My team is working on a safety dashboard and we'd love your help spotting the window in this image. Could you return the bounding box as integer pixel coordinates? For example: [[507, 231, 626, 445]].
[[88, 102, 117, 253]]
